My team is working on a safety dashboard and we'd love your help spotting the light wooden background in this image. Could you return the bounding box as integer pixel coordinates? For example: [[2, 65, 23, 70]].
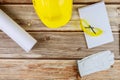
[[0, 0, 120, 80]]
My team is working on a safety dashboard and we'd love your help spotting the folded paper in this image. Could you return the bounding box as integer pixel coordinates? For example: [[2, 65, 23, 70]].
[[78, 1, 114, 48], [77, 50, 114, 77], [0, 9, 37, 52]]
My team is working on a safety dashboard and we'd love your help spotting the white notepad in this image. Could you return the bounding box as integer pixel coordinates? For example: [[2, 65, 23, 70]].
[[78, 1, 114, 48]]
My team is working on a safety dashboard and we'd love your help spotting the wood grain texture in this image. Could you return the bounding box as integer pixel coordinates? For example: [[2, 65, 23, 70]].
[[0, 59, 119, 80], [0, 0, 119, 80], [0, 32, 119, 59], [0, 59, 77, 80], [0, 0, 120, 4], [0, 4, 120, 31], [74, 0, 120, 3]]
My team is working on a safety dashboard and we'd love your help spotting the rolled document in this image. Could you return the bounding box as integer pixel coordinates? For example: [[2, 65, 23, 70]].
[[0, 9, 37, 52]]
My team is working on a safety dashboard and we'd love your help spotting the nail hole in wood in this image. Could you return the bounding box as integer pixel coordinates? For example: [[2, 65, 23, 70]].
[[77, 48, 81, 51], [117, 7, 120, 16]]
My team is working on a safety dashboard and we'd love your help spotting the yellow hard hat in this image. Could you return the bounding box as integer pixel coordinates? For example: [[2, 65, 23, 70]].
[[33, 0, 73, 28]]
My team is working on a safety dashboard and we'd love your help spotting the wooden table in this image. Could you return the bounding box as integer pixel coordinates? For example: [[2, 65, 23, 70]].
[[0, 0, 120, 80]]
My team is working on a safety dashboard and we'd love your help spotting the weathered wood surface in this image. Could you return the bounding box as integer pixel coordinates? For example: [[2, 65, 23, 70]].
[[0, 0, 120, 4], [0, 5, 119, 31], [0, 32, 119, 59], [0, 0, 119, 80], [0, 60, 119, 80], [0, 4, 119, 59]]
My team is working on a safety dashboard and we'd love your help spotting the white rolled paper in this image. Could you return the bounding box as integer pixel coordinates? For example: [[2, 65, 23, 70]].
[[0, 9, 37, 52]]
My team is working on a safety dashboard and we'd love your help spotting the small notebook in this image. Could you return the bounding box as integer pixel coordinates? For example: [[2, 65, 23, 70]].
[[78, 1, 114, 48]]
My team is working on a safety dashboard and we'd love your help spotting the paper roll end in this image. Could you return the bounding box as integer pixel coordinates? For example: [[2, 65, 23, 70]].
[[24, 39, 37, 52]]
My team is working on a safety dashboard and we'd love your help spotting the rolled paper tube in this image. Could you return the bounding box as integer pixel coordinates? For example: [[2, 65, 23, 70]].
[[0, 9, 37, 52]]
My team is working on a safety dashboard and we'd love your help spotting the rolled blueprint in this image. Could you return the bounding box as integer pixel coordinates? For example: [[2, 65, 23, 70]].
[[0, 9, 37, 52]]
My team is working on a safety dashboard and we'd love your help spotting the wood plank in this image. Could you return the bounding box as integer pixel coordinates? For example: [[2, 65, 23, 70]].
[[0, 4, 119, 31], [0, 0, 120, 4], [0, 59, 77, 80], [74, 0, 120, 4], [0, 32, 119, 59], [0, 0, 31, 4], [0, 59, 119, 80]]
